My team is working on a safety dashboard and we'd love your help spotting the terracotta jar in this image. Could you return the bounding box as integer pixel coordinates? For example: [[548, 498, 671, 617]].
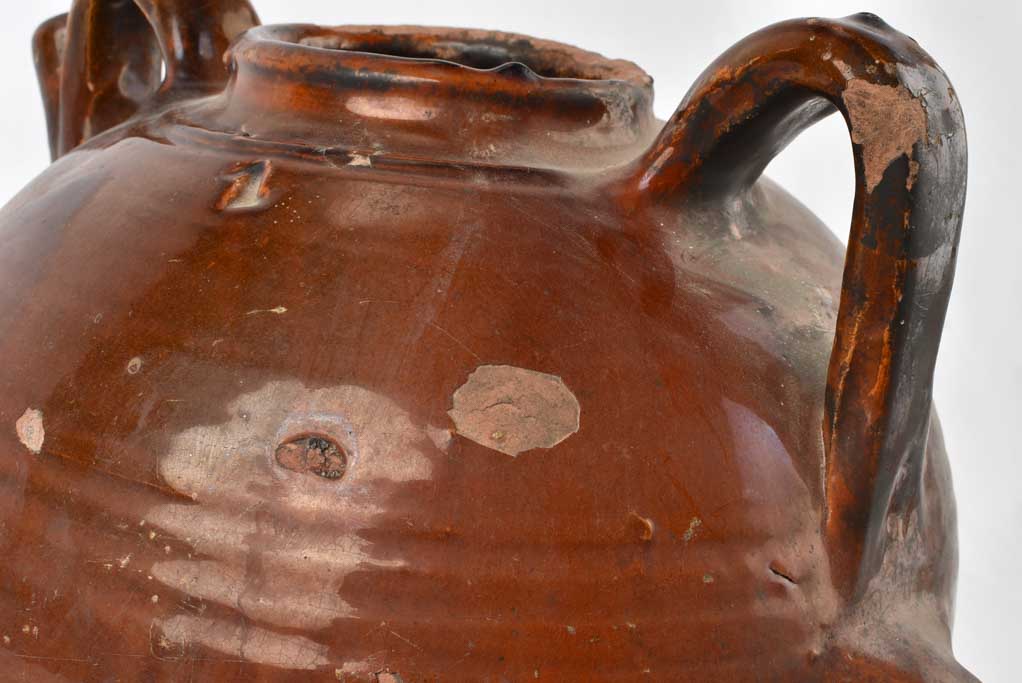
[[0, 1, 971, 680]]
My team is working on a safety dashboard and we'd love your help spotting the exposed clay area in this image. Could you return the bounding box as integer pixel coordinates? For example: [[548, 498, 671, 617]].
[[842, 78, 928, 192], [448, 365, 580, 457], [157, 615, 329, 670], [374, 672, 405, 683], [15, 408, 44, 454], [215, 160, 274, 211]]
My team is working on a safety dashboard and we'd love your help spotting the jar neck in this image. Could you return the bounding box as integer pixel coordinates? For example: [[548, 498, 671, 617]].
[[189, 25, 658, 171]]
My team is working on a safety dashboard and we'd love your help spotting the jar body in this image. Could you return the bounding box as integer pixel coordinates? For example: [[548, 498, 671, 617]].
[[2, 3, 975, 679], [0, 113, 964, 680]]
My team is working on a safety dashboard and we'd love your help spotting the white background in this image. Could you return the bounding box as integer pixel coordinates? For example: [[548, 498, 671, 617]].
[[2, 1, 1018, 680]]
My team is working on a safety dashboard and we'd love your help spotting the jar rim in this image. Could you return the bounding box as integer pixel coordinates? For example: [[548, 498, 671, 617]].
[[229, 23, 653, 91]]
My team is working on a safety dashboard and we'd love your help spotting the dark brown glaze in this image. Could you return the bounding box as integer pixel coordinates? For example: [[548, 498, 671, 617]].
[[0, 4, 972, 682]]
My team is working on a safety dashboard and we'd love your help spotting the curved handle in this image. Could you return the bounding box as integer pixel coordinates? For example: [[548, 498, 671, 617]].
[[41, 0, 259, 158], [131, 0, 260, 91], [32, 14, 69, 160], [624, 14, 967, 598]]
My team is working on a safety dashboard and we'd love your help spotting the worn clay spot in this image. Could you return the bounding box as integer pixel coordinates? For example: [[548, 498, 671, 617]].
[[216, 160, 274, 211], [153, 559, 352, 629], [842, 79, 928, 193], [275, 435, 348, 480], [426, 424, 453, 451], [15, 408, 44, 454], [148, 380, 433, 661], [683, 516, 702, 542], [448, 364, 580, 457], [348, 152, 373, 167], [831, 59, 856, 80], [375, 672, 405, 683], [907, 158, 920, 190], [157, 614, 329, 670]]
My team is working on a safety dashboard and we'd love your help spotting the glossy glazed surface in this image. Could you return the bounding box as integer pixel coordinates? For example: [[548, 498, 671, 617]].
[[1, 3, 971, 681]]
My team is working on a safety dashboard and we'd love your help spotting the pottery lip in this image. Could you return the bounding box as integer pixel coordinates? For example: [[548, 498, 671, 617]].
[[231, 23, 653, 88], [200, 23, 659, 172], [224, 24, 655, 124]]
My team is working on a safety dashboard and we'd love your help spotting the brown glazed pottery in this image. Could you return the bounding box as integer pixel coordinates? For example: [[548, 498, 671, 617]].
[[0, 1, 971, 680]]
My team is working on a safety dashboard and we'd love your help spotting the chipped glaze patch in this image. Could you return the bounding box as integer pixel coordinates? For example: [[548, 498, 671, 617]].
[[376, 672, 405, 683], [448, 365, 580, 457], [151, 559, 353, 630], [426, 424, 453, 451], [15, 408, 44, 454], [842, 79, 928, 193], [146, 380, 434, 663], [348, 152, 373, 167], [216, 160, 274, 212], [157, 614, 329, 670]]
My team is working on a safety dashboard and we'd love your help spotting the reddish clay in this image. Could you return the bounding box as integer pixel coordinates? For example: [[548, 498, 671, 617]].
[[0, 2, 971, 681]]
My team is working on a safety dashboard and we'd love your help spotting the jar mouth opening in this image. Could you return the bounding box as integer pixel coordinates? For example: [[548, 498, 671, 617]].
[[214, 23, 658, 168], [239, 24, 652, 87]]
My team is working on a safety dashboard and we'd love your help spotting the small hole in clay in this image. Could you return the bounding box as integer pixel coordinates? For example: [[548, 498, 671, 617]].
[[274, 434, 348, 480]]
